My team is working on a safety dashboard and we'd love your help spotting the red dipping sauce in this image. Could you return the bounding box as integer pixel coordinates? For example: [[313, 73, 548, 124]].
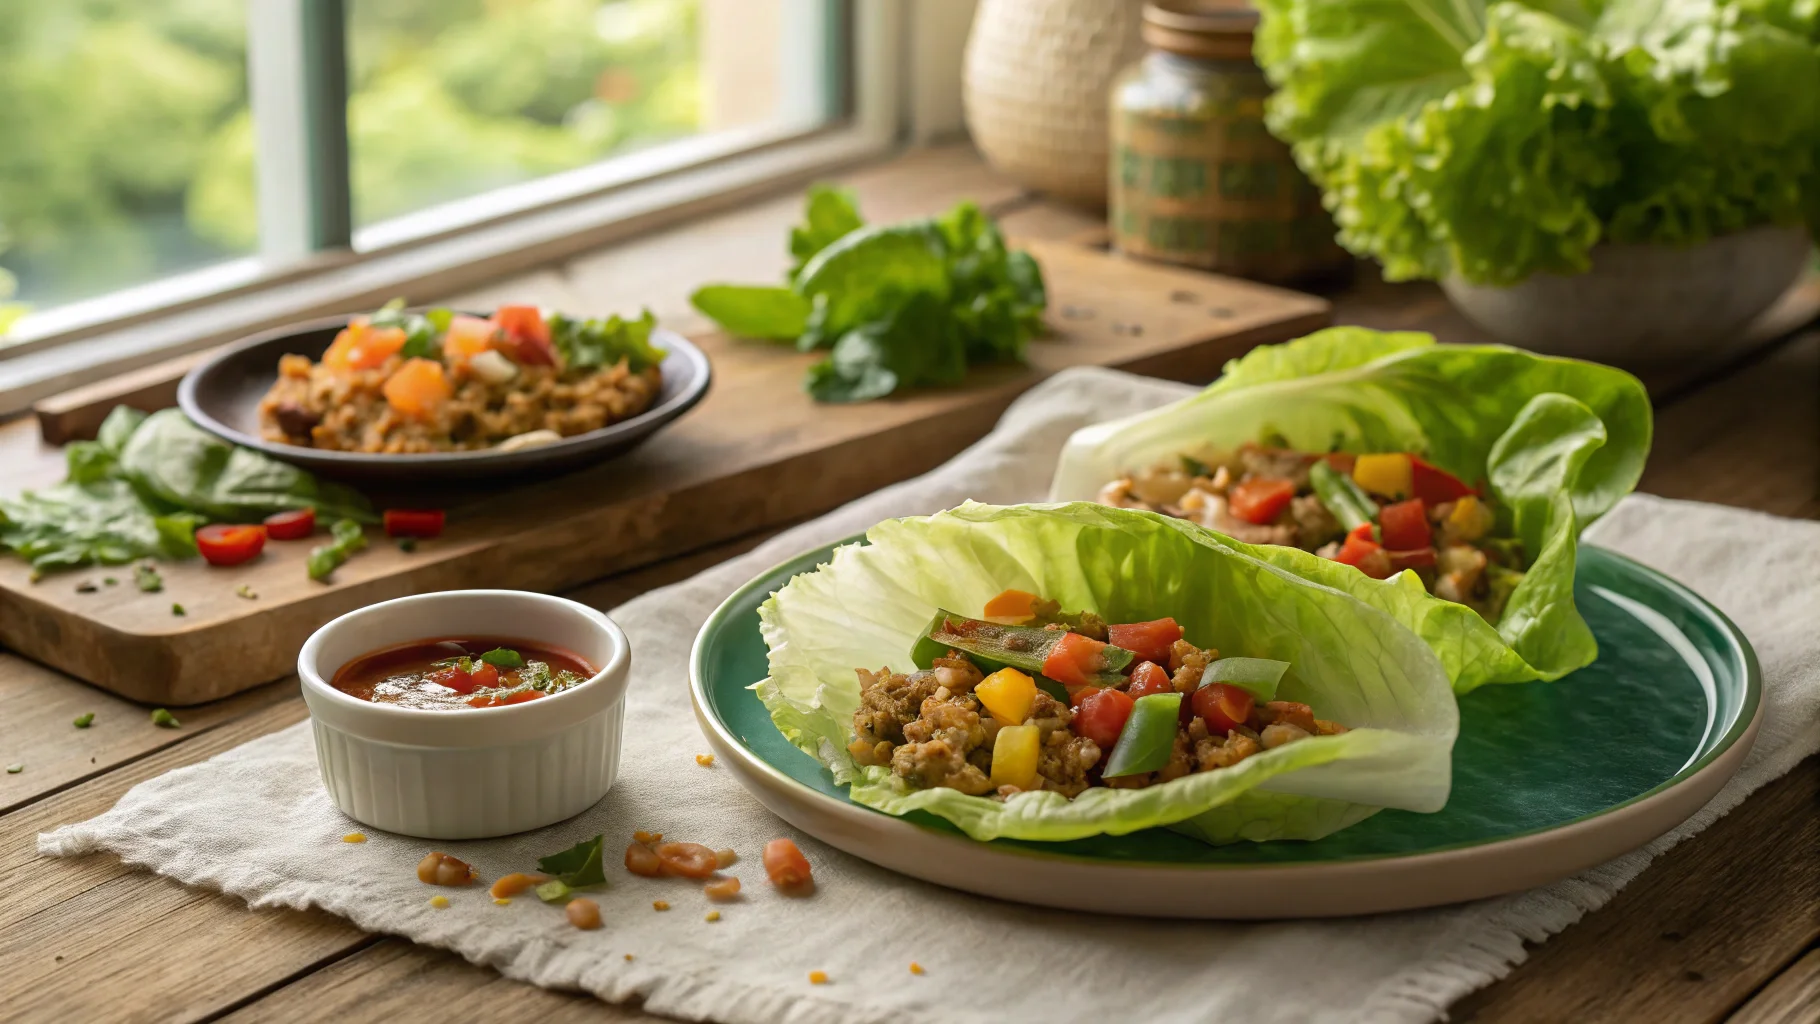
[[331, 636, 596, 711]]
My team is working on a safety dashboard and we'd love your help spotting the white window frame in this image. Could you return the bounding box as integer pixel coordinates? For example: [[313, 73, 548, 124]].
[[0, 0, 960, 416]]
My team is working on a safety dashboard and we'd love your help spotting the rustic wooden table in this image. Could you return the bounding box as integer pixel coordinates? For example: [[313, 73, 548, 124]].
[[1, 147, 1816, 1024]]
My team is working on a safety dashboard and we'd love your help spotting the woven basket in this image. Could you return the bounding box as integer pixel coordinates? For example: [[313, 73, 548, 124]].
[[963, 0, 1148, 207]]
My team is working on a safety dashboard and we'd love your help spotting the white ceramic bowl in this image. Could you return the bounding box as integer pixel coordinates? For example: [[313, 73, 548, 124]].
[[298, 590, 630, 840]]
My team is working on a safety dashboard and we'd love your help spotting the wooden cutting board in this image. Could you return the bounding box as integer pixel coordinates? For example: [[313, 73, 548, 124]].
[[0, 241, 1329, 704]]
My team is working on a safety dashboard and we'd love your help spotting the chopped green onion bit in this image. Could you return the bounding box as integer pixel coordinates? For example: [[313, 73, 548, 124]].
[[171, 603, 186, 616], [150, 708, 180, 728], [5, 764, 21, 774], [73, 713, 94, 728]]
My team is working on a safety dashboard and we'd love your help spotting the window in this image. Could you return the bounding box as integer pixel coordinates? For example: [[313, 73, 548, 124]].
[[0, 0, 850, 349]]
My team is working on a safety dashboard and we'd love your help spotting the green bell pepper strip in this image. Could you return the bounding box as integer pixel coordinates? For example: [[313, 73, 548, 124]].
[[1103, 693, 1183, 777], [1197, 657, 1289, 703], [1309, 460, 1379, 532], [910, 610, 1131, 686]]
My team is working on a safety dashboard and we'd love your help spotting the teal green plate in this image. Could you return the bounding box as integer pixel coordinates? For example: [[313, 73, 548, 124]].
[[690, 541, 1761, 918]]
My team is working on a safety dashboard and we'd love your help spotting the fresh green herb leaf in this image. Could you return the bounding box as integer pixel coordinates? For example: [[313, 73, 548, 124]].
[[536, 833, 608, 898], [424, 307, 454, 333], [397, 537, 417, 553], [170, 602, 185, 616], [787, 183, 865, 281], [118, 409, 376, 525], [308, 519, 368, 583], [1180, 455, 1210, 477], [0, 483, 199, 576], [478, 648, 523, 669], [548, 310, 665, 373], [235, 584, 257, 600], [688, 285, 810, 340], [150, 708, 180, 728], [134, 563, 164, 592], [103, 576, 117, 586], [73, 713, 93, 728]]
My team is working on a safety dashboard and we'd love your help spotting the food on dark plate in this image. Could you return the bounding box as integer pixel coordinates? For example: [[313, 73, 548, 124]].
[[1099, 444, 1519, 621], [331, 637, 595, 710], [259, 300, 666, 454], [849, 592, 1347, 799]]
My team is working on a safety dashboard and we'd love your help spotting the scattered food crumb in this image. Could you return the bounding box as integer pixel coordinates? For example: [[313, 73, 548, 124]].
[[705, 911, 721, 922], [134, 563, 162, 592], [397, 538, 418, 553], [89, 757, 95, 763], [103, 577, 117, 586], [75, 580, 97, 594], [235, 584, 257, 600], [417, 851, 477, 886], [809, 971, 829, 985], [429, 895, 450, 909], [714, 848, 737, 868], [1208, 306, 1235, 319], [623, 954, 634, 962], [633, 830, 662, 845], [150, 708, 180, 728], [170, 602, 185, 617], [763, 838, 814, 890], [5, 764, 21, 774], [652, 901, 670, 912], [494, 898, 511, 906], [55, 955, 63, 961], [705, 876, 742, 901], [489, 872, 546, 899], [342, 832, 367, 843], [694, 753, 715, 767], [910, 962, 925, 975], [73, 713, 94, 729], [1110, 322, 1145, 337], [1059, 305, 1096, 320], [567, 898, 601, 930], [1169, 290, 1198, 303]]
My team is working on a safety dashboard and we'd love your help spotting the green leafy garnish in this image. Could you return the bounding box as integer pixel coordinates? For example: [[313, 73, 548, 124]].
[[477, 648, 523, 669], [73, 713, 94, 728], [307, 519, 368, 583], [535, 834, 607, 901], [549, 310, 666, 373], [134, 563, 164, 592], [690, 189, 1045, 403], [397, 537, 417, 553], [150, 708, 180, 728], [235, 584, 257, 600], [170, 602, 185, 616]]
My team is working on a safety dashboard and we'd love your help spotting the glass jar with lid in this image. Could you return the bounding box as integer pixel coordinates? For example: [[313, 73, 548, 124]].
[[1109, 0, 1348, 283]]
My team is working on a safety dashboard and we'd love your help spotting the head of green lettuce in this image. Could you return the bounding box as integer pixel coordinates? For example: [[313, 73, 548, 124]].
[[1049, 328, 1653, 694], [756, 502, 1458, 845]]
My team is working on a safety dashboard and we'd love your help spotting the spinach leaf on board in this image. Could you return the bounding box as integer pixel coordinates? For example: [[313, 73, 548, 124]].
[[0, 481, 201, 575], [118, 409, 375, 524]]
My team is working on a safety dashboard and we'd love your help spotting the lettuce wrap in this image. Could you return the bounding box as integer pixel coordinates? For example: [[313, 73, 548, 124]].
[[1050, 328, 1652, 693], [756, 502, 1458, 844]]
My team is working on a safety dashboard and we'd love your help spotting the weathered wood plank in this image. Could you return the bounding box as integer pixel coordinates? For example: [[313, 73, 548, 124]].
[[1729, 948, 1820, 1024]]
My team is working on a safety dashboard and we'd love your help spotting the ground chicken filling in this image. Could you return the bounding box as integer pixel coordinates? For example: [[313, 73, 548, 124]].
[[1097, 442, 1524, 621], [847, 597, 1349, 801]]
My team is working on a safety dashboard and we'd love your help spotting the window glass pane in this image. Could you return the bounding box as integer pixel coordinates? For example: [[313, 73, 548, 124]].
[[0, 1, 254, 314], [345, 0, 835, 230]]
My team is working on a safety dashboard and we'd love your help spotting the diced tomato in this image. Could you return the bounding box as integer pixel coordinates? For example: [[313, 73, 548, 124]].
[[383, 509, 445, 538], [492, 305, 555, 365], [1389, 547, 1437, 571], [1378, 498, 1432, 551], [196, 524, 266, 567], [467, 661, 500, 690], [1228, 477, 1297, 525], [763, 838, 814, 888], [1322, 452, 1357, 475], [982, 588, 1039, 624], [382, 357, 452, 418], [1067, 684, 1101, 708], [262, 508, 315, 541], [1190, 682, 1255, 736], [430, 666, 478, 695], [1124, 661, 1173, 699], [499, 689, 544, 705], [1106, 617, 1182, 666], [322, 320, 408, 372], [1333, 523, 1393, 579], [1410, 456, 1475, 505], [1041, 631, 1110, 688], [1071, 687, 1135, 749], [442, 314, 498, 361]]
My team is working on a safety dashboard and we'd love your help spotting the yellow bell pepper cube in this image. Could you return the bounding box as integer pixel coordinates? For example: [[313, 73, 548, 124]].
[[989, 724, 1040, 790], [975, 668, 1037, 726], [1446, 494, 1494, 542], [1352, 453, 1413, 500]]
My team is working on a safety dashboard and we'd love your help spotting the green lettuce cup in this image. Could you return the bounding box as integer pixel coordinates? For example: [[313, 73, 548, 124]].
[[756, 502, 1458, 845], [1050, 328, 1652, 693]]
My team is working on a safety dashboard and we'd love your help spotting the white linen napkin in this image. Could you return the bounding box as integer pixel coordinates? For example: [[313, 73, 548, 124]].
[[39, 368, 1820, 1024]]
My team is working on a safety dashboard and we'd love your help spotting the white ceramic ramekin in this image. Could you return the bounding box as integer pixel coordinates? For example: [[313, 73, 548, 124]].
[[298, 590, 630, 840]]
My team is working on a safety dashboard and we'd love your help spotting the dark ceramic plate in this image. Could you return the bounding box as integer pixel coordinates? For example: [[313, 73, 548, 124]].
[[178, 312, 711, 484]]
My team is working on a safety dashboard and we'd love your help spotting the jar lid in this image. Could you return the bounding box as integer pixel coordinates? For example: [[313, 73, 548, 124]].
[[1142, 0, 1258, 60]]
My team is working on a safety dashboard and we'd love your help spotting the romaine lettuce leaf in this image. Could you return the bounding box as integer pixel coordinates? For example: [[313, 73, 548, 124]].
[[1049, 329, 1651, 692], [757, 501, 1458, 844]]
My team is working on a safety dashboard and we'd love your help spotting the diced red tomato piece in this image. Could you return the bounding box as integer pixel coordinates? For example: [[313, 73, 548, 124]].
[[1124, 661, 1173, 699], [1106, 617, 1183, 666], [382, 357, 452, 418], [1190, 682, 1255, 736], [1228, 477, 1297, 525], [1071, 687, 1135, 749], [196, 524, 266, 567], [263, 508, 315, 541], [1068, 684, 1100, 708], [466, 661, 500, 690], [1378, 498, 1432, 551], [429, 666, 478, 695], [1041, 631, 1111, 688], [442, 314, 498, 361], [1410, 456, 1475, 505], [492, 305, 555, 365], [763, 838, 813, 888], [1389, 547, 1438, 571], [498, 689, 544, 705], [1333, 523, 1393, 579], [383, 509, 445, 538], [322, 319, 408, 372]]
